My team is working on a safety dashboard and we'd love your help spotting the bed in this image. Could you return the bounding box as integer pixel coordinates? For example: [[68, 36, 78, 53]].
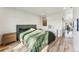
[[14, 25, 56, 52]]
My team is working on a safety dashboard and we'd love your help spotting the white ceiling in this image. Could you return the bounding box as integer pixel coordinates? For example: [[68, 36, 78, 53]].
[[15, 7, 64, 16]]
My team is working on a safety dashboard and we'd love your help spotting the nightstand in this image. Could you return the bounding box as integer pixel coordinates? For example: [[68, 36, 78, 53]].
[[2, 32, 16, 45]]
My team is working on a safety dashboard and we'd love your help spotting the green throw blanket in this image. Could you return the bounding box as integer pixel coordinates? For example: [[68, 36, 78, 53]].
[[20, 28, 55, 52]]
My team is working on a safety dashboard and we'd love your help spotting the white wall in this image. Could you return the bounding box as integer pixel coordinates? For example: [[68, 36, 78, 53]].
[[39, 12, 63, 36], [47, 12, 63, 36], [73, 7, 79, 51], [0, 8, 40, 44]]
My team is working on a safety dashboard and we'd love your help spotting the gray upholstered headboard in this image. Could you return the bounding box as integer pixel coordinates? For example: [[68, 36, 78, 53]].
[[16, 25, 37, 40]]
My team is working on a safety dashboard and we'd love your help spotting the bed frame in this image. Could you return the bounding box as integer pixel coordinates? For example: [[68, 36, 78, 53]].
[[16, 25, 37, 41]]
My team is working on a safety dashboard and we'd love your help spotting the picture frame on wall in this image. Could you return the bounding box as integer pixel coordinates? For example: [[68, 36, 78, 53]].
[[42, 19, 47, 26], [42, 16, 47, 26], [74, 17, 79, 31], [77, 18, 79, 31]]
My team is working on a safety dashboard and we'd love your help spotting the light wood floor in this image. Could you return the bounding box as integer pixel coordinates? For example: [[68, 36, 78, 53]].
[[0, 41, 20, 52], [0, 37, 73, 52], [48, 37, 73, 52]]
